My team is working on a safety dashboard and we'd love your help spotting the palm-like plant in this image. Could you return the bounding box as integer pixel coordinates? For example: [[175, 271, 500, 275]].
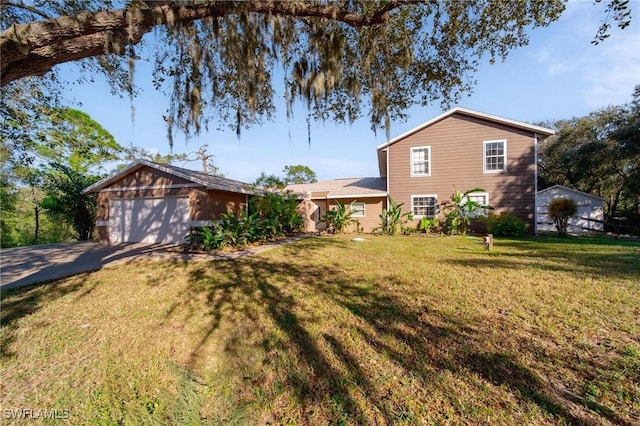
[[376, 197, 413, 235], [441, 187, 493, 236]]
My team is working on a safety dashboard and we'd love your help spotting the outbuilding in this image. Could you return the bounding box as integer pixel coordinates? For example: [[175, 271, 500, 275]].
[[84, 160, 257, 244], [536, 185, 605, 233]]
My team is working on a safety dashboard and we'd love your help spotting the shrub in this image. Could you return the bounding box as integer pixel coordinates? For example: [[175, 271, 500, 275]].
[[374, 197, 413, 235], [486, 212, 527, 238], [323, 201, 360, 234], [441, 187, 493, 236], [549, 197, 578, 237]]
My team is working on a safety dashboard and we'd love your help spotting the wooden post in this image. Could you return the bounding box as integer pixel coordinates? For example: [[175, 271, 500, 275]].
[[483, 234, 494, 251]]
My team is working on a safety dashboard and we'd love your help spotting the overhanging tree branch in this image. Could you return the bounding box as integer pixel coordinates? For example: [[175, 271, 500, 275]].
[[0, 0, 408, 86]]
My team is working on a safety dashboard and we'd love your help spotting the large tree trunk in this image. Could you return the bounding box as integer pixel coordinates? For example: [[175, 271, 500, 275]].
[[1, 1, 402, 86]]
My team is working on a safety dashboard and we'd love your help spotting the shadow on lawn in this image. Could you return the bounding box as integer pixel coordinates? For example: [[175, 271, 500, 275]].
[[0, 275, 95, 358], [175, 238, 631, 425]]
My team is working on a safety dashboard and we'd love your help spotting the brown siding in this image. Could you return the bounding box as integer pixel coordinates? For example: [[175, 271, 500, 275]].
[[206, 190, 247, 219], [328, 197, 385, 233], [387, 113, 537, 231], [112, 166, 192, 188]]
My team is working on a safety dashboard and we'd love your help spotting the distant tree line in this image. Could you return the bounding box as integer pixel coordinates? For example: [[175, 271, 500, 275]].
[[538, 85, 640, 224]]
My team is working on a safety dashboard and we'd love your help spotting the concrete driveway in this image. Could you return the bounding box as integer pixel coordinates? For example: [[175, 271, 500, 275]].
[[0, 235, 309, 291], [0, 242, 178, 291]]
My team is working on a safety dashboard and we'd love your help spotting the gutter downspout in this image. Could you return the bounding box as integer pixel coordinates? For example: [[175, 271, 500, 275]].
[[385, 148, 390, 208]]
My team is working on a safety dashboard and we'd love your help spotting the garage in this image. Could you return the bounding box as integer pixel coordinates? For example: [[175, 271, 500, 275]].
[[109, 197, 190, 243], [536, 185, 605, 233]]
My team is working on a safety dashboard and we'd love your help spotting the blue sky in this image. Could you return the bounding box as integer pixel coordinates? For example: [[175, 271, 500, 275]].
[[60, 0, 640, 182]]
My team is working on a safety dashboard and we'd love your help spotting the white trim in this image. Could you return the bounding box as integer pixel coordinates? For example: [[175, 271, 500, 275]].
[[189, 220, 223, 227], [350, 201, 366, 217], [376, 106, 555, 151], [410, 146, 431, 177], [101, 183, 199, 192], [411, 194, 438, 218], [483, 139, 507, 173], [328, 193, 387, 199]]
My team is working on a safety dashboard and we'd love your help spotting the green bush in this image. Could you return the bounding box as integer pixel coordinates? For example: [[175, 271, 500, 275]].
[[374, 197, 413, 235], [486, 212, 527, 238], [323, 201, 360, 234]]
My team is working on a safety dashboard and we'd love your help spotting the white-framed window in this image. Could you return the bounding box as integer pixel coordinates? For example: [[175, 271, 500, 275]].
[[466, 192, 490, 217], [350, 202, 365, 217], [410, 146, 431, 176], [483, 140, 507, 173], [411, 195, 438, 218]]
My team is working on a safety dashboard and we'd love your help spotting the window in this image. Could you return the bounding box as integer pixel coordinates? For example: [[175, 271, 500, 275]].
[[350, 202, 365, 217], [483, 140, 506, 173], [411, 195, 437, 217], [466, 192, 490, 217], [410, 146, 431, 176]]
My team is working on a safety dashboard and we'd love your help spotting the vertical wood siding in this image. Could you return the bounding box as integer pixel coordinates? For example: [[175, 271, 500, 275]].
[[387, 113, 537, 231]]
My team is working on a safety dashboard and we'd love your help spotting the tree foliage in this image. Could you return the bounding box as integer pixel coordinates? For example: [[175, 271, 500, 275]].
[[539, 86, 640, 221], [41, 163, 102, 241], [283, 164, 317, 185], [549, 197, 578, 237], [1, 0, 574, 143]]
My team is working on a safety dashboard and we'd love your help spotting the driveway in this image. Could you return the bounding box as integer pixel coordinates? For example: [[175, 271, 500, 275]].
[[0, 235, 309, 291]]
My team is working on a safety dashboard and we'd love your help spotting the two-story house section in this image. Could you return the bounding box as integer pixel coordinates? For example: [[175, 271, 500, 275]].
[[377, 107, 555, 232]]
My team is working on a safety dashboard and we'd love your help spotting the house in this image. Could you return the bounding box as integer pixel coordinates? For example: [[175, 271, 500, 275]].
[[286, 177, 387, 233], [83, 160, 258, 243], [85, 107, 555, 242], [376, 107, 555, 232], [536, 185, 605, 233], [287, 107, 554, 233]]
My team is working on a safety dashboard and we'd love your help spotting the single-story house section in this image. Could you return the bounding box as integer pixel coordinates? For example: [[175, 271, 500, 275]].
[[83, 160, 258, 244], [536, 185, 605, 233], [286, 177, 388, 233]]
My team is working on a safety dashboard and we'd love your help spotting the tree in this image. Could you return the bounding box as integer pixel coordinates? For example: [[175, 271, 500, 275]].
[[1, 0, 574, 143], [123, 145, 189, 165], [538, 86, 640, 221], [254, 172, 285, 190], [549, 197, 577, 237], [283, 164, 317, 185], [41, 163, 102, 241]]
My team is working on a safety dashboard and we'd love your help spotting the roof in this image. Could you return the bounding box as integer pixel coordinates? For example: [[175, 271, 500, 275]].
[[537, 185, 605, 201], [376, 106, 555, 151], [286, 177, 387, 199], [83, 159, 258, 195]]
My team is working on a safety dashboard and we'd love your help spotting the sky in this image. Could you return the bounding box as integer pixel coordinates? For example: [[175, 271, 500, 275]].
[[60, 0, 640, 183]]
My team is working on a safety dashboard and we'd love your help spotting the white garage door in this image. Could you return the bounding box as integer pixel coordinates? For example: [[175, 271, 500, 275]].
[[109, 197, 190, 243]]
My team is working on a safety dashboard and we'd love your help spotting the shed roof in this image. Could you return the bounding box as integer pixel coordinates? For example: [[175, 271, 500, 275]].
[[537, 185, 605, 201], [83, 160, 258, 195], [286, 177, 387, 199]]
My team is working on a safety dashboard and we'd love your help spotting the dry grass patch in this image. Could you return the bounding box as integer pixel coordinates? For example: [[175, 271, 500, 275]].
[[1, 235, 639, 424]]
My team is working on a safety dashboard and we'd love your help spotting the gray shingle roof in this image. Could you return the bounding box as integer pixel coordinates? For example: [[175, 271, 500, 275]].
[[286, 177, 387, 199], [83, 160, 259, 195]]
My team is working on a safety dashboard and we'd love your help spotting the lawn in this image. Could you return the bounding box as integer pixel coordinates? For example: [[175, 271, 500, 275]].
[[1, 235, 639, 425]]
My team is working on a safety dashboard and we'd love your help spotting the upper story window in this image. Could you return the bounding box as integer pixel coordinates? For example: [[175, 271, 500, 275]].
[[350, 202, 365, 217], [411, 195, 437, 218], [410, 146, 431, 176], [483, 140, 507, 173]]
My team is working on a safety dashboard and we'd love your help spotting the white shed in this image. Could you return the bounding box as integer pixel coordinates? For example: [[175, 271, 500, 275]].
[[537, 185, 605, 233]]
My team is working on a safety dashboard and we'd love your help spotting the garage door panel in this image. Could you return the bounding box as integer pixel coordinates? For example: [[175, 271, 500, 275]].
[[109, 197, 190, 243]]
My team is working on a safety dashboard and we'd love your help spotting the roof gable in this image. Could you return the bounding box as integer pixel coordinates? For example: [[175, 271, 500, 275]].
[[377, 107, 555, 151], [83, 160, 257, 195], [538, 185, 605, 201]]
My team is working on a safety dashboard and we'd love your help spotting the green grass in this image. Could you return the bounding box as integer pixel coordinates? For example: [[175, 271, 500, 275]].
[[1, 235, 639, 424]]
